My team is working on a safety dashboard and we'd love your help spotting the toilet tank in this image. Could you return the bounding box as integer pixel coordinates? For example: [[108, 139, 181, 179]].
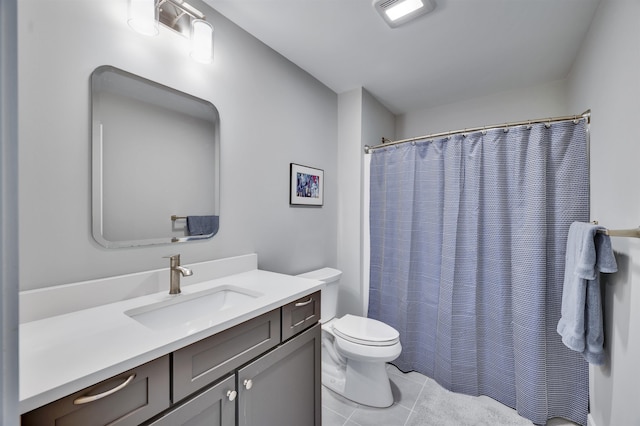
[[296, 267, 342, 323]]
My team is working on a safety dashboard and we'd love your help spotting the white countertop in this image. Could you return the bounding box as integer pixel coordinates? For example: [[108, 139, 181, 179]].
[[19, 269, 323, 414]]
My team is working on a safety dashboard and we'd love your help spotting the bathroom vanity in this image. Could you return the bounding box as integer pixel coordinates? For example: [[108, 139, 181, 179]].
[[19, 255, 323, 426]]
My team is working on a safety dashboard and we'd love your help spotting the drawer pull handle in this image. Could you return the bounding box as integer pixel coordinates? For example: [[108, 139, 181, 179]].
[[295, 298, 313, 307], [227, 390, 237, 401], [243, 379, 253, 390], [73, 373, 136, 405]]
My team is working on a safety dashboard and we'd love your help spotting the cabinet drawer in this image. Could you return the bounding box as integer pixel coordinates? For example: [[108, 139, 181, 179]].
[[173, 309, 280, 402], [144, 375, 236, 426], [21, 355, 170, 426], [282, 291, 321, 341]]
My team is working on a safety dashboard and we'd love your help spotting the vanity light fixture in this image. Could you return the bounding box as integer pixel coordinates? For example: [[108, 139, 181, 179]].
[[373, 0, 436, 28], [190, 19, 214, 63], [128, 0, 159, 36], [128, 0, 214, 63]]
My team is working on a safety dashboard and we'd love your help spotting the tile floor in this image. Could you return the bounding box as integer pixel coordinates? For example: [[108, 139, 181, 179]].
[[321, 364, 579, 426]]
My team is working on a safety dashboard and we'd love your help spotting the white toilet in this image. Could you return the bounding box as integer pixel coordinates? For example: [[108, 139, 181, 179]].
[[297, 268, 402, 408]]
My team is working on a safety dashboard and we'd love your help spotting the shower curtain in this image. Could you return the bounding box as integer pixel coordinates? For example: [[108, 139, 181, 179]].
[[368, 119, 589, 426]]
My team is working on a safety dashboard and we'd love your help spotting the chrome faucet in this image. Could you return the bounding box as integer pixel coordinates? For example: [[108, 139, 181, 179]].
[[164, 254, 193, 295]]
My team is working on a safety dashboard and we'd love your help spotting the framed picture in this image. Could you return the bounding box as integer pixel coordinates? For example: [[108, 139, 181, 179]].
[[290, 163, 324, 206]]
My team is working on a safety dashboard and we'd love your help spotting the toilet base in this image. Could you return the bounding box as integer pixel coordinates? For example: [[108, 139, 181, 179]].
[[322, 358, 346, 396], [322, 358, 394, 408], [344, 359, 394, 408]]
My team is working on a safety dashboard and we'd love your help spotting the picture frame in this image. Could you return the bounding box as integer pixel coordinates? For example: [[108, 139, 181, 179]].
[[290, 163, 324, 206]]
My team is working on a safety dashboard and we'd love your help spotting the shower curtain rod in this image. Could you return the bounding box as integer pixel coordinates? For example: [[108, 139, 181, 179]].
[[364, 110, 591, 153]]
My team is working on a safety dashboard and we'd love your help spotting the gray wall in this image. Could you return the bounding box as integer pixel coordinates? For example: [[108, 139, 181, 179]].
[[337, 88, 394, 318], [396, 79, 569, 139], [18, 0, 338, 290], [337, 89, 363, 316], [1, 0, 19, 423], [567, 1, 640, 425]]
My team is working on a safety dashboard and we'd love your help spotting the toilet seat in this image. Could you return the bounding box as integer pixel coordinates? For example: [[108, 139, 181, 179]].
[[332, 314, 400, 347]]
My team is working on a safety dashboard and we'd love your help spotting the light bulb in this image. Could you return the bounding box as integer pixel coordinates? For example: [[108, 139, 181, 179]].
[[128, 0, 158, 36], [191, 19, 213, 63], [385, 0, 424, 21]]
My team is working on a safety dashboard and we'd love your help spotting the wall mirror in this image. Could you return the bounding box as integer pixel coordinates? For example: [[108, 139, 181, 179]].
[[91, 65, 220, 248]]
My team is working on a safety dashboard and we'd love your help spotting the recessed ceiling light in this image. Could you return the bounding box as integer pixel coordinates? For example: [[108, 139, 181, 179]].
[[373, 0, 436, 28], [385, 0, 424, 21]]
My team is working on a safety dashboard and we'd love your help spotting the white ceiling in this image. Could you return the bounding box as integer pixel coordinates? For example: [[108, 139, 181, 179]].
[[203, 0, 601, 114]]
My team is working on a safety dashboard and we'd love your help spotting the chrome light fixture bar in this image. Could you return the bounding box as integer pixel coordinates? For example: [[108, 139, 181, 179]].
[[158, 0, 205, 37], [128, 0, 214, 63], [373, 0, 436, 28]]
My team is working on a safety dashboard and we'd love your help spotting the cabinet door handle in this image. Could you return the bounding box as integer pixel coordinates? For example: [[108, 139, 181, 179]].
[[73, 373, 136, 405], [227, 390, 237, 401], [243, 379, 253, 390], [295, 298, 313, 307]]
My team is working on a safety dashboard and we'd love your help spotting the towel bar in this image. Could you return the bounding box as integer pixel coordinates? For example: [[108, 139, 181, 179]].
[[597, 227, 640, 238], [592, 221, 640, 238], [171, 215, 187, 221]]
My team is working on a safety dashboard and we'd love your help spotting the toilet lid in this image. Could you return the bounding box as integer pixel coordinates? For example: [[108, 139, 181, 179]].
[[332, 314, 400, 346]]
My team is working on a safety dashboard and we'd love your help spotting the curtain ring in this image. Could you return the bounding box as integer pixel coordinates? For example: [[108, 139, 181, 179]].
[[573, 115, 579, 124], [526, 120, 532, 130], [482, 126, 487, 135], [503, 123, 509, 133], [462, 128, 468, 138], [545, 118, 552, 129]]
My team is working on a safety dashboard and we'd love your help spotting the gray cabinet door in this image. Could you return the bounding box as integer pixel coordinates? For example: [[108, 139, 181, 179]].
[[144, 375, 236, 426], [237, 324, 321, 426]]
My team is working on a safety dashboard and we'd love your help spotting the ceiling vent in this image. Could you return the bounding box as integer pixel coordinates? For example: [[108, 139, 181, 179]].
[[373, 0, 436, 28]]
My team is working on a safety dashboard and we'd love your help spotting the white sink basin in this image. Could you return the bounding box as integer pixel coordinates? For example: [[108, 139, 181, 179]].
[[125, 285, 263, 331]]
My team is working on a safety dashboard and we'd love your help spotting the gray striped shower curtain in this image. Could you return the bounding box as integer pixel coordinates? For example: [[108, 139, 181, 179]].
[[368, 119, 589, 425]]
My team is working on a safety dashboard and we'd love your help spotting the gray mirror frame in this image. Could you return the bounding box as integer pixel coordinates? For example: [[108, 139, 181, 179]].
[[90, 65, 220, 248]]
